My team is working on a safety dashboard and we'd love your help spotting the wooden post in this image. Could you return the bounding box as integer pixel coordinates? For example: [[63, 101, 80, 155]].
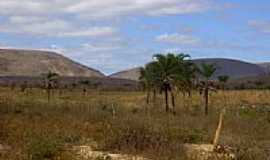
[[213, 108, 226, 149], [111, 104, 116, 118]]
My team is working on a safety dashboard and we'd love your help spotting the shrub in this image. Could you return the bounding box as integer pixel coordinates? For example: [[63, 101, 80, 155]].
[[26, 134, 62, 160], [236, 147, 268, 160]]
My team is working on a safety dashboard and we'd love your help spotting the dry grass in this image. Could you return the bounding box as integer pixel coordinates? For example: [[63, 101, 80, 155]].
[[0, 87, 269, 160]]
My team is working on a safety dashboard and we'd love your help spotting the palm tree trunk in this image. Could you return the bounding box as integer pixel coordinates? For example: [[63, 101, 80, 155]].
[[83, 88, 87, 96], [171, 91, 176, 114], [153, 89, 156, 103], [146, 89, 150, 104], [165, 88, 169, 112], [204, 88, 209, 115], [188, 90, 191, 98]]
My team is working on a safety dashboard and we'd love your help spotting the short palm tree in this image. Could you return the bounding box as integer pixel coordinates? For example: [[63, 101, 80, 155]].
[[218, 75, 229, 90], [43, 71, 59, 102], [199, 63, 217, 115]]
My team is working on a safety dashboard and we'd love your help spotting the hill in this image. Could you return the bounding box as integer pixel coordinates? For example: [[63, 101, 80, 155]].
[[0, 49, 104, 77], [109, 67, 141, 81], [257, 63, 270, 74], [193, 58, 265, 79], [109, 58, 266, 81]]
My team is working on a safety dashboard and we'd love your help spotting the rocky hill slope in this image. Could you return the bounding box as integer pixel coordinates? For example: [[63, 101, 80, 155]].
[[0, 49, 104, 77]]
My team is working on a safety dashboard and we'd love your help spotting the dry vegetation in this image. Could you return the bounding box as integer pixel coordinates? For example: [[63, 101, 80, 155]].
[[0, 87, 270, 160]]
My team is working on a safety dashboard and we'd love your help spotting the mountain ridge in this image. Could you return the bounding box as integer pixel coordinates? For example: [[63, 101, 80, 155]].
[[0, 48, 268, 80], [0, 48, 104, 77]]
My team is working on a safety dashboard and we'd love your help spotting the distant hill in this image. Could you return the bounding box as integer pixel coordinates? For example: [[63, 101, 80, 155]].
[[109, 67, 141, 81], [193, 58, 265, 79], [0, 49, 104, 77], [257, 63, 270, 74], [109, 58, 266, 81]]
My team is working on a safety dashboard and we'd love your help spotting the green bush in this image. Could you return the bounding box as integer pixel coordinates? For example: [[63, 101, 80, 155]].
[[26, 134, 62, 160]]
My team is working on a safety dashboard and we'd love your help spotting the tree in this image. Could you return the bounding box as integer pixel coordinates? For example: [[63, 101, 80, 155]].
[[43, 71, 59, 102], [140, 67, 151, 104], [139, 62, 159, 104], [198, 63, 217, 115], [180, 60, 198, 97], [218, 75, 229, 90], [142, 53, 190, 113]]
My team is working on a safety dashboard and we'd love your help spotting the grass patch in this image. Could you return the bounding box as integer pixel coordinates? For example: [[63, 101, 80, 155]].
[[0, 88, 269, 159]]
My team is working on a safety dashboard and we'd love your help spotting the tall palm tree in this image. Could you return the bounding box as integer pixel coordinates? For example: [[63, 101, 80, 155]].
[[149, 53, 189, 113], [140, 66, 153, 104], [199, 63, 217, 115], [180, 60, 198, 97], [140, 60, 161, 104]]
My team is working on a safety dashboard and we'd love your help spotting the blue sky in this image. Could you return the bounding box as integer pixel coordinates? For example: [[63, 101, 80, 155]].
[[0, 0, 270, 74]]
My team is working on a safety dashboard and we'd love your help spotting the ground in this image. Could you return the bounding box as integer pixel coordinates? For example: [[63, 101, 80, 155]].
[[0, 88, 269, 160]]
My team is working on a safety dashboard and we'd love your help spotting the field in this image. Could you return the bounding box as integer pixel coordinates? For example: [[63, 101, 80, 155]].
[[0, 87, 270, 160]]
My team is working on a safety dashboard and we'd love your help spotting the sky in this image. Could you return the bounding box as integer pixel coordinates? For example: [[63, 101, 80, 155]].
[[0, 0, 270, 75]]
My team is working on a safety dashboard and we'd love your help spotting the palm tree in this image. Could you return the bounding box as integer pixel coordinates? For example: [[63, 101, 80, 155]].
[[199, 63, 217, 115], [148, 53, 189, 113], [218, 75, 229, 90], [140, 68, 150, 104], [43, 71, 59, 102], [139, 61, 159, 104], [180, 60, 198, 97]]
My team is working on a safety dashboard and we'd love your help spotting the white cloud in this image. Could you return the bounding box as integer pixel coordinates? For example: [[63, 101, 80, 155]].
[[0, 17, 117, 37], [66, 0, 213, 19], [60, 27, 116, 37], [9, 16, 46, 24], [0, 0, 215, 37], [81, 43, 123, 52], [155, 33, 200, 45], [0, 0, 214, 18], [248, 20, 270, 33], [0, 0, 72, 16]]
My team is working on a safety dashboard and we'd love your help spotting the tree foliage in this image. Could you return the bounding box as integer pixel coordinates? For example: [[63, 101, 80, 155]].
[[218, 75, 230, 90]]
